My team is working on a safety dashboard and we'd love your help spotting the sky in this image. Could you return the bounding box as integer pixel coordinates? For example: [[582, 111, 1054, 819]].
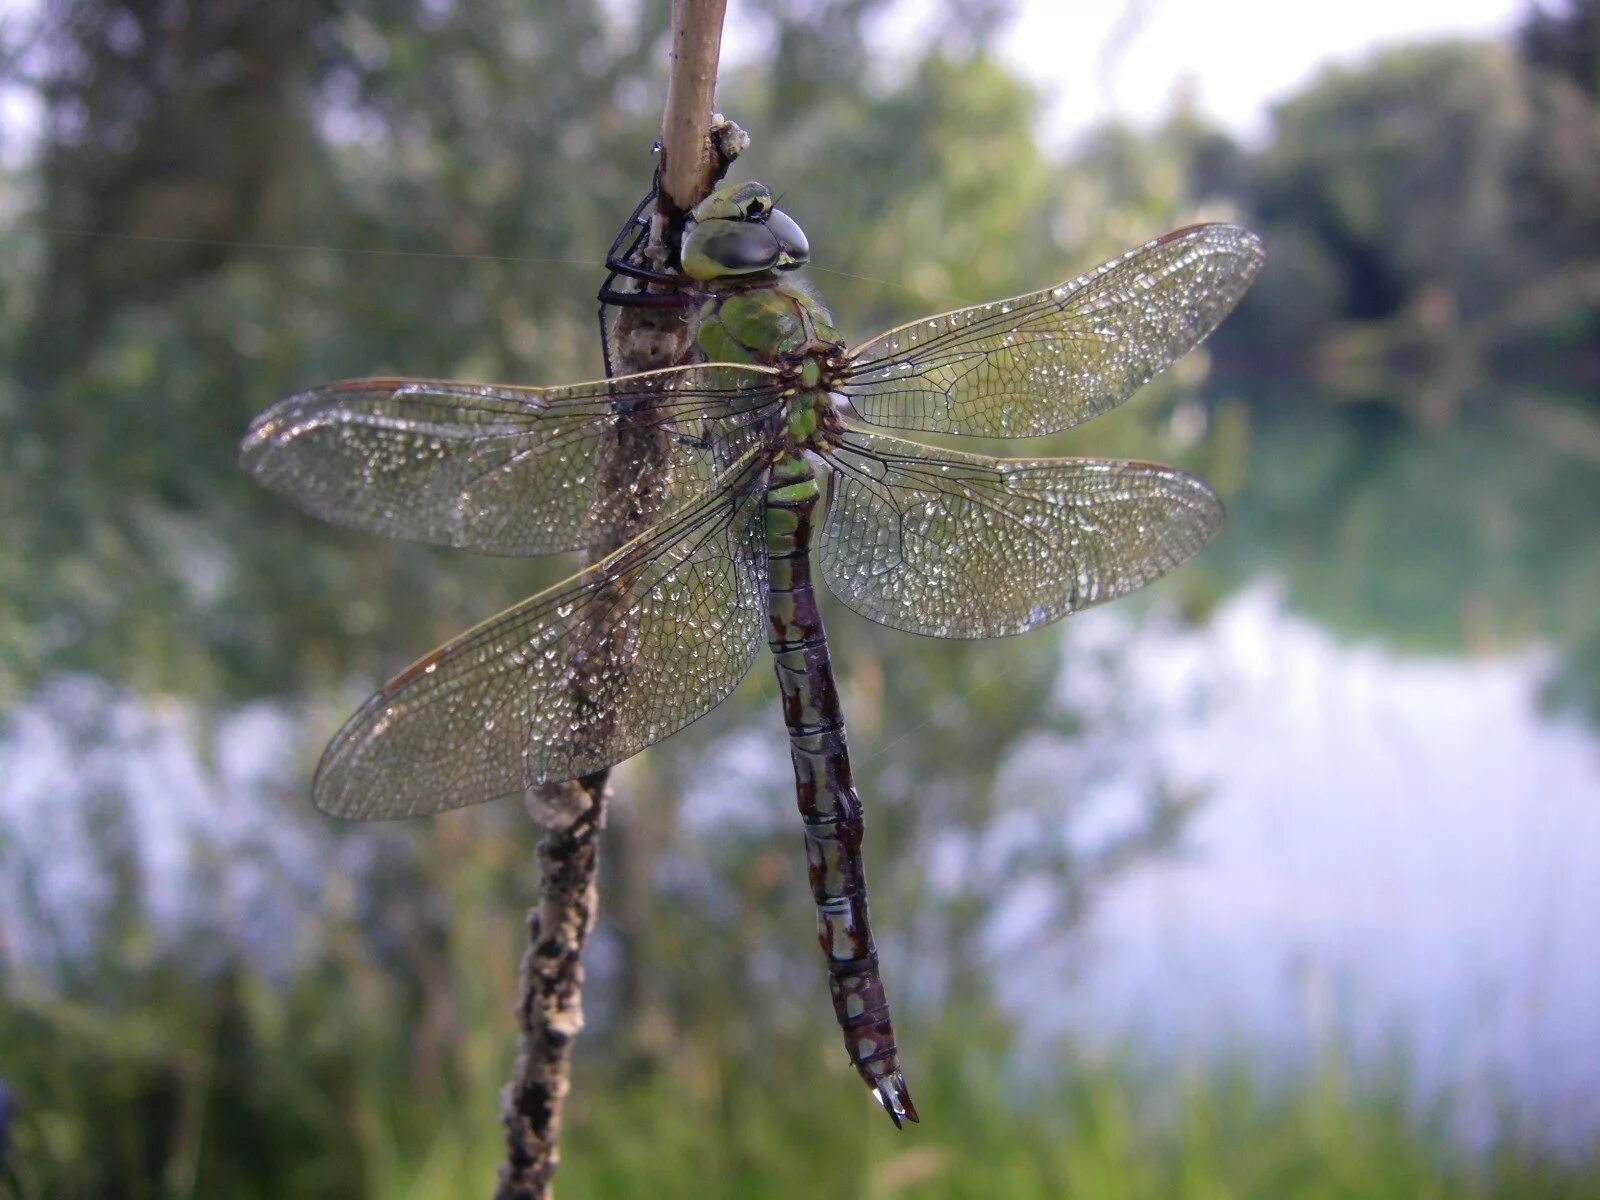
[[997, 0, 1527, 145]]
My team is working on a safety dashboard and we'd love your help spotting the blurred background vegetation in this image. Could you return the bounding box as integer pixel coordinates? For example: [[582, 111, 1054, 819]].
[[1, 0, 1597, 1196]]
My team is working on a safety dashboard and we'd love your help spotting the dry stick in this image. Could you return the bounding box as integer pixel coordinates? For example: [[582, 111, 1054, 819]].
[[660, 0, 730, 214], [494, 4, 731, 1197]]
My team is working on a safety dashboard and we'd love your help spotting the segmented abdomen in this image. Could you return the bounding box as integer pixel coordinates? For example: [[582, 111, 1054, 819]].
[[763, 456, 917, 1127]]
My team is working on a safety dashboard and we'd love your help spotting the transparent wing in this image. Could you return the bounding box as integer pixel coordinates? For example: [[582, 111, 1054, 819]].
[[820, 430, 1223, 638], [313, 455, 771, 819], [239, 364, 781, 556], [839, 223, 1264, 437]]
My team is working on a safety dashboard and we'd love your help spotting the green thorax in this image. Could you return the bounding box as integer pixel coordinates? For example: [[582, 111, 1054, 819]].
[[695, 279, 841, 368], [697, 280, 844, 449]]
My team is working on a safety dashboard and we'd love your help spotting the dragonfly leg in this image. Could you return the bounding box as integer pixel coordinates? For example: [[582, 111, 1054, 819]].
[[595, 201, 698, 369], [595, 284, 696, 309], [765, 459, 917, 1127], [597, 155, 695, 373]]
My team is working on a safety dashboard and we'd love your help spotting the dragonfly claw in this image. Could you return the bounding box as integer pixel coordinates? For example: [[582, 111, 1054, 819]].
[[871, 1071, 919, 1128]]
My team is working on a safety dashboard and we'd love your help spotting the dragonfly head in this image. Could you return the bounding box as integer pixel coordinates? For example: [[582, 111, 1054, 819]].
[[680, 181, 810, 283]]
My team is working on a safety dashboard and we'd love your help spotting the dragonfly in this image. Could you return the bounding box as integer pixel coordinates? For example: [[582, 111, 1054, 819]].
[[239, 178, 1263, 1127]]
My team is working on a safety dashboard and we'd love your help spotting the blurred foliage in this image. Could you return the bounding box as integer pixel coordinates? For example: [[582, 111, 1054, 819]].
[[1220, 28, 1600, 423], [2, 0, 1599, 1194], [4, 0, 1592, 709], [1197, 3, 1600, 712]]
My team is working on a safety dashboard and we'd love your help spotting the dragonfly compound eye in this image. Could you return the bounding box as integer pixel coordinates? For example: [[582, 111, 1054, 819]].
[[681, 217, 802, 281], [765, 209, 809, 269], [679, 204, 812, 282]]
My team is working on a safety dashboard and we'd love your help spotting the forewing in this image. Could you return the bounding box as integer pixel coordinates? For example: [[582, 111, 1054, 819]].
[[313, 457, 771, 819], [820, 431, 1223, 638], [839, 223, 1263, 437], [239, 364, 780, 556]]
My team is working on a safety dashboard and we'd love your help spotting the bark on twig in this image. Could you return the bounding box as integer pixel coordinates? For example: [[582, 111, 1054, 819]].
[[494, 4, 731, 1196], [495, 778, 607, 1200], [660, 0, 731, 215]]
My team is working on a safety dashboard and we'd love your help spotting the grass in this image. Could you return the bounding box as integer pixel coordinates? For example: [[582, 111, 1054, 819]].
[[351, 1021, 1598, 1200], [4, 975, 1598, 1198]]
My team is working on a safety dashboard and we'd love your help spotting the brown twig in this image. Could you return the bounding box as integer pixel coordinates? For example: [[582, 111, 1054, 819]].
[[660, 0, 731, 214], [494, 4, 732, 1196], [495, 775, 607, 1200]]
